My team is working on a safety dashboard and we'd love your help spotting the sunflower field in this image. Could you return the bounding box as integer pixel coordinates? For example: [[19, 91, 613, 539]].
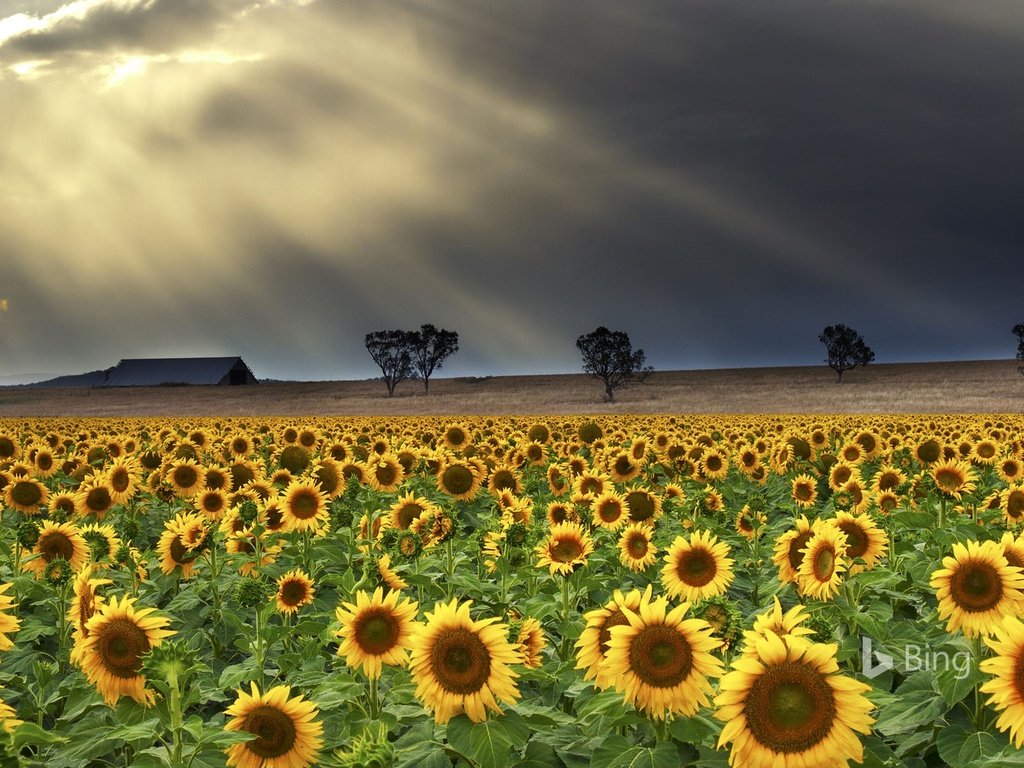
[[1, 414, 1024, 768]]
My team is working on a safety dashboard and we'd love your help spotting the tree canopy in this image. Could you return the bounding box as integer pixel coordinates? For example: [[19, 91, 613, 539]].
[[576, 326, 653, 402], [819, 324, 875, 382], [409, 324, 459, 394], [364, 330, 415, 397], [1013, 323, 1024, 376]]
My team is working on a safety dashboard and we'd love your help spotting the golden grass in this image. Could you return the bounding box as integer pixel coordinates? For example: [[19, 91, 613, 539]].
[[0, 360, 1019, 417]]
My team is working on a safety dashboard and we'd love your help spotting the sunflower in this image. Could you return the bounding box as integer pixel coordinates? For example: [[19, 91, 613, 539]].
[[700, 448, 730, 481], [436, 458, 484, 501], [195, 488, 229, 520], [742, 596, 815, 652], [275, 569, 315, 615], [77, 594, 175, 706], [546, 463, 571, 496], [618, 523, 658, 572], [607, 451, 642, 484], [23, 520, 89, 579], [791, 474, 818, 508], [827, 462, 856, 492], [997, 458, 1024, 485], [376, 553, 408, 591], [624, 486, 662, 524], [79, 523, 122, 564], [660, 529, 734, 603], [280, 480, 329, 533], [224, 683, 324, 768], [573, 470, 611, 499], [604, 591, 724, 720], [575, 587, 650, 690], [972, 438, 1000, 465], [408, 598, 520, 723], [487, 464, 522, 497], [0, 582, 20, 652], [166, 459, 206, 498], [1001, 485, 1024, 525], [772, 516, 820, 585], [545, 500, 575, 526], [0, 686, 21, 732], [930, 539, 1024, 638], [980, 615, 1024, 748], [874, 489, 900, 515], [535, 522, 594, 576], [736, 505, 767, 540], [67, 565, 111, 666], [514, 617, 546, 668], [336, 587, 418, 679], [914, 438, 943, 465], [930, 459, 976, 500], [306, 458, 344, 499], [699, 485, 724, 514], [158, 512, 207, 579], [715, 632, 874, 768], [796, 526, 848, 601], [871, 465, 906, 494], [367, 454, 405, 493], [106, 456, 141, 505], [441, 424, 472, 452], [591, 490, 629, 530], [0, 433, 20, 462], [4, 476, 48, 515], [74, 475, 116, 520], [829, 512, 887, 573], [999, 531, 1024, 572]]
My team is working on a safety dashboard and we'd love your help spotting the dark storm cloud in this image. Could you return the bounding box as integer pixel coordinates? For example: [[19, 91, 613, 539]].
[[1, 0, 1021, 383]]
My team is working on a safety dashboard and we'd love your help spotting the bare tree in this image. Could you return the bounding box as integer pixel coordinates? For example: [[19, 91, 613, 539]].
[[819, 324, 875, 382], [365, 330, 416, 397], [577, 326, 653, 402], [410, 324, 459, 394]]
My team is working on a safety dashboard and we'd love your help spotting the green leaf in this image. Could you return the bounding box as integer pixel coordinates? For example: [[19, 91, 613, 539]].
[[107, 717, 163, 744], [12, 722, 66, 750], [603, 743, 679, 768], [591, 734, 632, 768], [446, 717, 514, 768], [958, 731, 1006, 765]]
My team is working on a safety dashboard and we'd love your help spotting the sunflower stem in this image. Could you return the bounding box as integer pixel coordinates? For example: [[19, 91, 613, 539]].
[[254, 602, 266, 689], [167, 666, 184, 765], [652, 716, 668, 743], [973, 634, 987, 731], [559, 574, 572, 662], [445, 536, 455, 600], [938, 496, 947, 531], [368, 675, 380, 721]]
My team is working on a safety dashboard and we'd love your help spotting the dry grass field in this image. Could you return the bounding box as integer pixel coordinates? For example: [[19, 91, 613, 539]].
[[0, 359, 1020, 417]]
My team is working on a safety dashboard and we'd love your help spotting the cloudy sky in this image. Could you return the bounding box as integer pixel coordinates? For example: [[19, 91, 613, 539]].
[[0, 0, 1021, 384]]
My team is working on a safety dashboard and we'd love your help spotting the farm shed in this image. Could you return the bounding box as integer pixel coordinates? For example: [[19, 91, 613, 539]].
[[102, 357, 258, 387]]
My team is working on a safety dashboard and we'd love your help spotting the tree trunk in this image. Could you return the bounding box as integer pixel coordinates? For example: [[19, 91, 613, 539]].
[[605, 383, 615, 401], [387, 380, 396, 397], [423, 377, 430, 394]]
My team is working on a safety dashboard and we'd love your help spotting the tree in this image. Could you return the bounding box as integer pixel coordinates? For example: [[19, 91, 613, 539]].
[[365, 330, 416, 397], [409, 324, 459, 394], [576, 326, 653, 402], [819, 324, 875, 382], [1013, 323, 1024, 376]]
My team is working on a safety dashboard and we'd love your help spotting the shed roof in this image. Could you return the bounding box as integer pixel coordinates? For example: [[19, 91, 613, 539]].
[[103, 357, 256, 386]]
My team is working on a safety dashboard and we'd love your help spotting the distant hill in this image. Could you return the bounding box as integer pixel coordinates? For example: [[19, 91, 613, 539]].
[[0, 359, 1020, 417], [23, 370, 110, 388]]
